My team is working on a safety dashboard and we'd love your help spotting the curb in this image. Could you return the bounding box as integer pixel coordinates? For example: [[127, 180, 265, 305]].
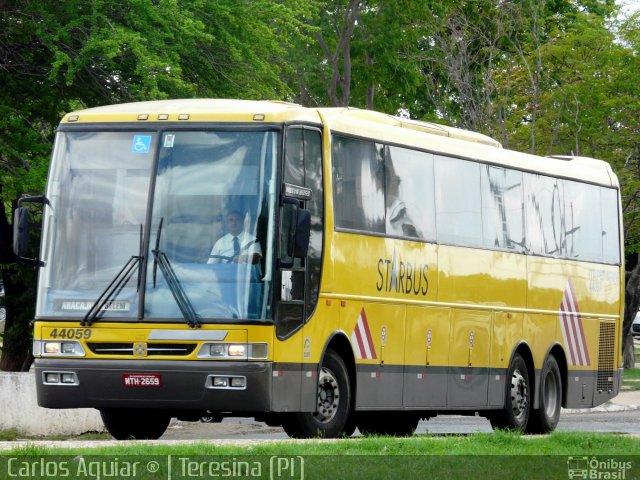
[[563, 403, 640, 414]]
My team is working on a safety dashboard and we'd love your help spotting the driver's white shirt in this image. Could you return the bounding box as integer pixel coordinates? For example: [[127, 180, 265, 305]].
[[207, 232, 262, 263]]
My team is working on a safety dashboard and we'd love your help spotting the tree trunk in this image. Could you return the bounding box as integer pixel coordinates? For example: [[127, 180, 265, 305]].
[[623, 333, 636, 369], [0, 193, 36, 372]]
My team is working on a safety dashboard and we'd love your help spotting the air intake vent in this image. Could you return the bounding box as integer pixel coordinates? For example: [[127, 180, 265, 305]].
[[87, 342, 196, 357], [597, 322, 615, 392]]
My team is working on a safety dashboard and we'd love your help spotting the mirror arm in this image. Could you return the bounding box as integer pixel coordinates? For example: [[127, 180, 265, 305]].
[[17, 195, 49, 207]]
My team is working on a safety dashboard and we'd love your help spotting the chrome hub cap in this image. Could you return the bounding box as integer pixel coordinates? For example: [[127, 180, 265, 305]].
[[314, 367, 340, 424], [511, 369, 528, 422]]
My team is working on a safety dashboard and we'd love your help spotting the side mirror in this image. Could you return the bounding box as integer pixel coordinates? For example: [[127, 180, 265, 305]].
[[13, 195, 47, 267], [13, 207, 30, 258], [280, 197, 311, 268]]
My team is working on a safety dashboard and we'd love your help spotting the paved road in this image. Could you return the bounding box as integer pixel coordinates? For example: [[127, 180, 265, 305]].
[[160, 408, 640, 440], [0, 408, 637, 451]]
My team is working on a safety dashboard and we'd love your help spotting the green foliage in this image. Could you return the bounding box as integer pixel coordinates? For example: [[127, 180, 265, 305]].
[[0, 428, 20, 441], [497, 10, 640, 253], [0, 0, 638, 369], [0, 0, 315, 370]]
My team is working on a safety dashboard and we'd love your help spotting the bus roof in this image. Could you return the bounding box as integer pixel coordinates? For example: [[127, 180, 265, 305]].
[[61, 99, 618, 188]]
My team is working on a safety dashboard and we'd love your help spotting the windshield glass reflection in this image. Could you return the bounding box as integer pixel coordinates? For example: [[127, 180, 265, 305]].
[[144, 130, 277, 321], [37, 131, 154, 318]]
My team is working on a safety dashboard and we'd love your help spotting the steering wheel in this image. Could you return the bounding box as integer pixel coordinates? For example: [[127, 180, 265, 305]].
[[207, 255, 235, 264]]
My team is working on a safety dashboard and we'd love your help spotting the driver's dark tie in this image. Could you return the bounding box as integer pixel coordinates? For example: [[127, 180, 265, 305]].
[[233, 236, 240, 257]]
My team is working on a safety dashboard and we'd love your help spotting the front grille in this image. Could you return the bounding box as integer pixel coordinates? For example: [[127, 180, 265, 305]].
[[87, 342, 196, 357], [597, 322, 615, 392]]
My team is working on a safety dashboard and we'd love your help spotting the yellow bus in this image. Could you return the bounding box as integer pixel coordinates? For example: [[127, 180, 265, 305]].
[[15, 99, 623, 439]]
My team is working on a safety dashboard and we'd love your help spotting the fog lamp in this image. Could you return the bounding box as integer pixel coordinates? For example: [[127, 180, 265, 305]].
[[213, 377, 228, 387], [230, 377, 246, 388], [45, 373, 61, 384]]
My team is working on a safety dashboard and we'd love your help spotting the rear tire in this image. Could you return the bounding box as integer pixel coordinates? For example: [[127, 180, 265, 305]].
[[100, 409, 171, 440], [527, 354, 562, 434], [281, 349, 351, 438], [490, 353, 530, 432]]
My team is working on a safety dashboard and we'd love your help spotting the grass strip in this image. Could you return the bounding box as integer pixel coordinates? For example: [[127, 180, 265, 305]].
[[2, 431, 639, 456]]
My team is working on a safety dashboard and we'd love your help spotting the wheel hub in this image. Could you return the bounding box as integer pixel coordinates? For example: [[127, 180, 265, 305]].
[[314, 367, 340, 424], [510, 369, 528, 422]]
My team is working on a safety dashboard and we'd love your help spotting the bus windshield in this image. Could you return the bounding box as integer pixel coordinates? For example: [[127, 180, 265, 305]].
[[37, 129, 278, 323]]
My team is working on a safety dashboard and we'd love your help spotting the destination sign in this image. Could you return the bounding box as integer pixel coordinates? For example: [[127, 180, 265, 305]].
[[57, 300, 130, 312]]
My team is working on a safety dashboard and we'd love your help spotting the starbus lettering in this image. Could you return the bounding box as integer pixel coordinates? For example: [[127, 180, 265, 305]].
[[376, 252, 428, 296]]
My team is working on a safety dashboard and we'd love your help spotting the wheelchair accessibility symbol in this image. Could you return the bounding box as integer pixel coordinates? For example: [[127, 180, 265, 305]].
[[131, 135, 152, 154]]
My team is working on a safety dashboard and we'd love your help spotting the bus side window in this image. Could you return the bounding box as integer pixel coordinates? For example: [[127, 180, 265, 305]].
[[332, 136, 385, 233], [385, 146, 435, 240]]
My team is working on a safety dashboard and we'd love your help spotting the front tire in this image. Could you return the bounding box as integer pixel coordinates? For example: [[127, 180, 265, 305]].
[[282, 349, 351, 438], [100, 409, 171, 440], [527, 354, 562, 434], [490, 353, 530, 431]]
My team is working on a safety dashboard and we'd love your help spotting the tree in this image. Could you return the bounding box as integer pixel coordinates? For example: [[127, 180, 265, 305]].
[[0, 0, 314, 370], [291, 0, 434, 113], [492, 8, 640, 366]]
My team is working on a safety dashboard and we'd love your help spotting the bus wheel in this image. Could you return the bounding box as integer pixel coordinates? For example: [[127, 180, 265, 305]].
[[490, 353, 530, 431], [527, 354, 562, 434], [100, 409, 171, 440], [282, 349, 351, 438]]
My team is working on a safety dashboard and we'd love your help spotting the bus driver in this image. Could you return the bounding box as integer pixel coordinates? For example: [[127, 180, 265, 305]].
[[207, 210, 262, 264]]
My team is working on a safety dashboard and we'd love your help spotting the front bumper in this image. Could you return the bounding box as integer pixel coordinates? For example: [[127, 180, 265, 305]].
[[34, 358, 272, 412]]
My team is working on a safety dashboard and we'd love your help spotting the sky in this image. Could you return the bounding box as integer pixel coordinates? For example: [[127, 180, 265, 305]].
[[619, 0, 640, 14]]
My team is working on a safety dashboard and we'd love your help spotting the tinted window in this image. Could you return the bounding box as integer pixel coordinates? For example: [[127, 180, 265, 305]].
[[284, 128, 305, 186], [303, 129, 324, 317], [481, 166, 524, 251], [601, 188, 620, 265], [563, 179, 603, 262], [333, 136, 385, 233], [435, 156, 483, 247], [525, 174, 564, 257], [386, 146, 435, 240]]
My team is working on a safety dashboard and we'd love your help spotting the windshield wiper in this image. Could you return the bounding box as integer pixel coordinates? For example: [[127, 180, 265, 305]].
[[82, 255, 141, 327], [152, 218, 201, 328], [83, 224, 144, 326]]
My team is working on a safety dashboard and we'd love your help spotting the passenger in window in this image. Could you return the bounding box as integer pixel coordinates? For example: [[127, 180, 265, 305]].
[[385, 161, 420, 238], [207, 210, 262, 264]]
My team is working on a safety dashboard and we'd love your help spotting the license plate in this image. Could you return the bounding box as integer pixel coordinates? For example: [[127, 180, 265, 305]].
[[122, 373, 162, 387]]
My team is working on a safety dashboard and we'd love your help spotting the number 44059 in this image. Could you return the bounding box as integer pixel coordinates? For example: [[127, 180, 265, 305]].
[[49, 328, 92, 340]]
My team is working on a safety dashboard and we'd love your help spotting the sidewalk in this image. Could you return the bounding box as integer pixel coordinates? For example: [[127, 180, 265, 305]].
[[564, 386, 640, 414], [598, 390, 640, 412]]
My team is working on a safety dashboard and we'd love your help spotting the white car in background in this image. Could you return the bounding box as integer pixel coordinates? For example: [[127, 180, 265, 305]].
[[632, 310, 640, 338]]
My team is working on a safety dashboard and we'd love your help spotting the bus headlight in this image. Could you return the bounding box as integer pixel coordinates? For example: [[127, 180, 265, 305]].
[[209, 344, 227, 357], [197, 343, 268, 360], [227, 344, 246, 357], [37, 340, 86, 357]]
